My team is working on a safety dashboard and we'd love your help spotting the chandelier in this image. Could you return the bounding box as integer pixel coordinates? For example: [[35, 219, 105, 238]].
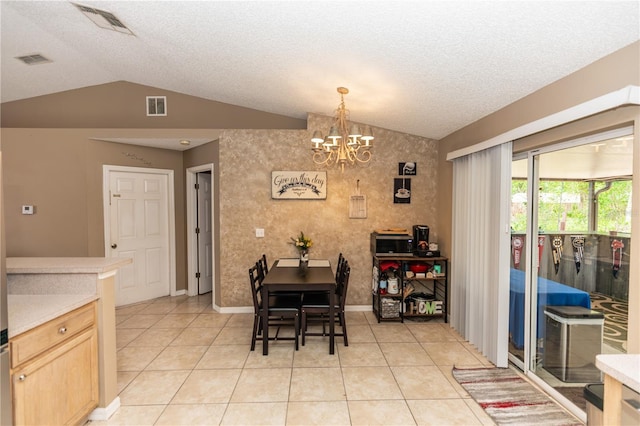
[[311, 87, 374, 172]]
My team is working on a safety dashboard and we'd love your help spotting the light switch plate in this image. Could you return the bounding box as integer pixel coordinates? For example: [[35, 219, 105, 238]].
[[22, 205, 34, 215], [256, 228, 265, 238]]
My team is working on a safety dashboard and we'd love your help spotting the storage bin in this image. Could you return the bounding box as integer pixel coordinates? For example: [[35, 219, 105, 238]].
[[543, 305, 604, 382], [381, 298, 400, 318]]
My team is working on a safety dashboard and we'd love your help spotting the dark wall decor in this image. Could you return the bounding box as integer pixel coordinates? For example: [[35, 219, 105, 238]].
[[394, 178, 411, 204], [394, 162, 415, 203], [399, 162, 416, 176]]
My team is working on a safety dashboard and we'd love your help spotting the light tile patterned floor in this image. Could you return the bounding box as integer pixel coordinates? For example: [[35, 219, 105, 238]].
[[88, 294, 497, 426]]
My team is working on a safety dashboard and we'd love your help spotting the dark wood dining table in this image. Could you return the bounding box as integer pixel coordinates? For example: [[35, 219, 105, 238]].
[[260, 259, 336, 355]]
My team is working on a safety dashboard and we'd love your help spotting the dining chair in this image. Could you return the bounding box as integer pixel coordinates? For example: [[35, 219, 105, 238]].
[[258, 253, 269, 276], [258, 254, 303, 304], [301, 261, 350, 346], [249, 263, 300, 351], [335, 252, 345, 282]]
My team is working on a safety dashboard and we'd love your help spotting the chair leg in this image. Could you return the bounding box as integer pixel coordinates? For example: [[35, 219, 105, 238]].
[[301, 311, 306, 346], [294, 314, 300, 350], [340, 312, 348, 346], [250, 315, 259, 351]]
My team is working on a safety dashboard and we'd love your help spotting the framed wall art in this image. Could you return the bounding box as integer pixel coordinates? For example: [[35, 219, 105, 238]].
[[399, 162, 416, 175], [271, 171, 327, 199], [394, 178, 411, 204]]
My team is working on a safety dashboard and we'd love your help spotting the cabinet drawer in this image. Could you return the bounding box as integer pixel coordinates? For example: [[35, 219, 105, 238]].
[[11, 302, 96, 368]]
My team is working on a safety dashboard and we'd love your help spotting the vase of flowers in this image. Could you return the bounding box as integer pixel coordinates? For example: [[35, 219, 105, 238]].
[[291, 231, 312, 264]]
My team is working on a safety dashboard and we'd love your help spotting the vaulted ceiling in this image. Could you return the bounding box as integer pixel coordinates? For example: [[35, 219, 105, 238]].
[[1, 1, 639, 140]]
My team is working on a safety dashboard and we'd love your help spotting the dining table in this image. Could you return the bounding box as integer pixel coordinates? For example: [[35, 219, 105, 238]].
[[260, 258, 336, 355]]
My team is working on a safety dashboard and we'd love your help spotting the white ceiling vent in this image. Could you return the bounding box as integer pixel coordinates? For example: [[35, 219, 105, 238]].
[[16, 54, 51, 65], [146, 96, 167, 116], [73, 3, 134, 35]]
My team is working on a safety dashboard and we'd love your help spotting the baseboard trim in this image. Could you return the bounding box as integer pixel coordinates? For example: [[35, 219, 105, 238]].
[[88, 396, 120, 421], [345, 305, 372, 312]]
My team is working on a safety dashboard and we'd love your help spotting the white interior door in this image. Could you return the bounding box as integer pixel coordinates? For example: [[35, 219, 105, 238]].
[[104, 166, 174, 306], [197, 172, 213, 294]]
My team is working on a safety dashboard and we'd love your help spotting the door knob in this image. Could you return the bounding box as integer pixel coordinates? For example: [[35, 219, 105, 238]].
[[111, 243, 118, 249]]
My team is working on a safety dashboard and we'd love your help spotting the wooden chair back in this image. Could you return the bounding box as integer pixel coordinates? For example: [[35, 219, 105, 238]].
[[249, 263, 263, 313], [336, 262, 350, 309]]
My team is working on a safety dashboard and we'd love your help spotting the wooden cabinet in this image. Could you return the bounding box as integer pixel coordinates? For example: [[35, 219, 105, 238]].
[[372, 255, 448, 323], [10, 302, 99, 426]]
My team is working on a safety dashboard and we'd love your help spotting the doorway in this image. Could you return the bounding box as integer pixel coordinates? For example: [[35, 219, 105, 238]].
[[103, 165, 176, 306], [186, 164, 216, 303]]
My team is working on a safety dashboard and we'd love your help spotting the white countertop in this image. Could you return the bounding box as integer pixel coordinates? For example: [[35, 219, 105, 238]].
[[7, 257, 131, 274], [596, 354, 640, 393], [8, 294, 98, 338], [6, 257, 130, 338]]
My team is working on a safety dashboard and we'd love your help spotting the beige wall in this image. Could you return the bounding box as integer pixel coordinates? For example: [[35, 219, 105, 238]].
[[1, 128, 189, 287], [218, 113, 439, 307], [1, 81, 307, 130]]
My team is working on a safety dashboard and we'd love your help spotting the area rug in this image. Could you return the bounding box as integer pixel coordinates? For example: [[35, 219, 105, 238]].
[[590, 292, 628, 352], [452, 367, 582, 425]]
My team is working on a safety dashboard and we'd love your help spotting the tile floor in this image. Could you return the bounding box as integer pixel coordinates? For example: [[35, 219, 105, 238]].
[[89, 294, 499, 425]]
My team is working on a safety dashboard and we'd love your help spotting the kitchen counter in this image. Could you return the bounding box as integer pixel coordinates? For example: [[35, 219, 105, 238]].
[[6, 256, 131, 421], [596, 354, 640, 393], [7, 256, 131, 276], [8, 294, 98, 337], [596, 354, 640, 425]]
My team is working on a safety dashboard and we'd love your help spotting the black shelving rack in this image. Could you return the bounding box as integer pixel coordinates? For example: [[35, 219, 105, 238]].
[[372, 255, 448, 323]]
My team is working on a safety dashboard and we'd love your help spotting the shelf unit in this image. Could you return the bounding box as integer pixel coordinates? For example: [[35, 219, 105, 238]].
[[372, 255, 448, 323]]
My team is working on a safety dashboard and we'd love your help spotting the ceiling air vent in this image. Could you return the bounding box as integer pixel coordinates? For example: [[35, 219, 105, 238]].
[[73, 3, 134, 35], [16, 54, 51, 65]]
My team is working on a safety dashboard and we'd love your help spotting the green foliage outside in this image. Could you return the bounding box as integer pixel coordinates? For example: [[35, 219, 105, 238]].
[[511, 179, 632, 234], [596, 180, 632, 233]]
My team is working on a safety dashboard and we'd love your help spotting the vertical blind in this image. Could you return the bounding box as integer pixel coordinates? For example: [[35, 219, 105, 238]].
[[450, 142, 512, 367]]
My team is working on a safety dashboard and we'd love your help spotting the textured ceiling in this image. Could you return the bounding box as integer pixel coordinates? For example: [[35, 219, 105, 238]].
[[1, 1, 639, 141]]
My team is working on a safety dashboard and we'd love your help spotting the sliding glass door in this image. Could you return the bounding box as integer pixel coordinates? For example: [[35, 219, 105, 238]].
[[509, 127, 633, 414]]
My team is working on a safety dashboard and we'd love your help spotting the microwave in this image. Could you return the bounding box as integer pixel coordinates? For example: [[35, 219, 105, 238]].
[[371, 232, 413, 256]]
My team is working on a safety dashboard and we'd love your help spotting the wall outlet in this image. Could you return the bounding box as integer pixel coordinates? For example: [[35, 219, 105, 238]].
[[22, 205, 34, 215], [256, 228, 265, 238]]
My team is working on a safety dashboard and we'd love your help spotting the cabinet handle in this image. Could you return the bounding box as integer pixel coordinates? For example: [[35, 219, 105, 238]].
[[18, 374, 26, 381], [59, 326, 67, 334]]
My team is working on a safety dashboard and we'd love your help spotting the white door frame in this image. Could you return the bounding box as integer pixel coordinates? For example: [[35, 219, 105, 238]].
[[102, 165, 177, 297], [186, 164, 217, 304]]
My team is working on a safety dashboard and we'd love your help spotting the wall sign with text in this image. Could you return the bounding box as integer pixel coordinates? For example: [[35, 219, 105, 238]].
[[271, 171, 327, 199]]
